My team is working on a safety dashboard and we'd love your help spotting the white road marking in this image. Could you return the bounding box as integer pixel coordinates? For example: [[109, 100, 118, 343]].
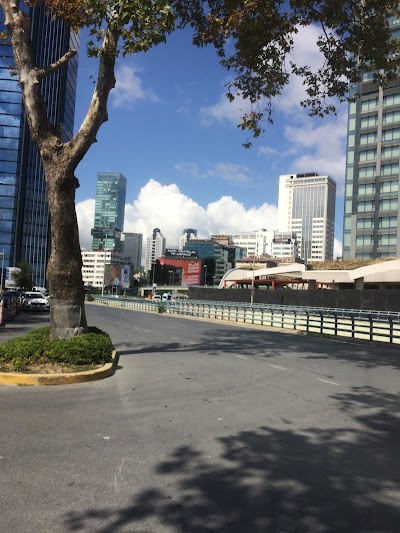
[[171, 336, 179, 340], [235, 354, 248, 360], [269, 364, 287, 371], [188, 342, 196, 345], [317, 378, 341, 386], [143, 329, 151, 333]]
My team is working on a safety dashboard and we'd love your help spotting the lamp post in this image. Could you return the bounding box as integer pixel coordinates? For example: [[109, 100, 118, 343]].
[[0, 249, 4, 294], [250, 254, 256, 306], [101, 250, 107, 296], [204, 265, 207, 286], [152, 261, 157, 292]]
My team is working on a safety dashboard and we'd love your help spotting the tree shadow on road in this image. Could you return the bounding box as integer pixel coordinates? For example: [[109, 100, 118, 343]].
[[63, 386, 400, 533], [114, 326, 400, 370]]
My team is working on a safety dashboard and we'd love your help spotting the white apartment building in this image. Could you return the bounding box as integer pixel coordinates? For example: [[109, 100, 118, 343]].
[[278, 173, 336, 263], [81, 250, 132, 290], [144, 228, 166, 272], [271, 231, 299, 258], [179, 228, 198, 250], [231, 228, 275, 258]]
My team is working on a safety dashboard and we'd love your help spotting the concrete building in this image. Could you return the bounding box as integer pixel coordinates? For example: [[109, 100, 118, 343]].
[[179, 228, 197, 250], [343, 14, 400, 259], [231, 229, 275, 258], [123, 232, 143, 271], [271, 231, 299, 259], [278, 173, 336, 263], [81, 250, 132, 292], [145, 228, 166, 273], [91, 172, 127, 252], [183, 239, 231, 285], [0, 4, 79, 286]]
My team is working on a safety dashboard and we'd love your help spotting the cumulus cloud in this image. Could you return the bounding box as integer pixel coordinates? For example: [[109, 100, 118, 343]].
[[111, 64, 158, 108], [334, 238, 343, 260], [200, 91, 252, 127], [174, 161, 253, 184], [77, 179, 278, 253]]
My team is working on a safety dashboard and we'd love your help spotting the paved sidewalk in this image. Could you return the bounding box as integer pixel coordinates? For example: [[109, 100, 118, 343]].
[[0, 312, 50, 343]]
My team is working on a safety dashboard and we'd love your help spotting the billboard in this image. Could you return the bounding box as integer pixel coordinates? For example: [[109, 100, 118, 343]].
[[5, 267, 21, 288], [104, 264, 122, 286], [159, 258, 202, 285], [165, 249, 197, 258]]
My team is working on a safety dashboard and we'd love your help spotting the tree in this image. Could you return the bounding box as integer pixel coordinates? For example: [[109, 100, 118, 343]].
[[11, 260, 33, 290], [0, 0, 398, 338]]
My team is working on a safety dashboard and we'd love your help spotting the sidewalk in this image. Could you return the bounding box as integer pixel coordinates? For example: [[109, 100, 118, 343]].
[[0, 312, 50, 343]]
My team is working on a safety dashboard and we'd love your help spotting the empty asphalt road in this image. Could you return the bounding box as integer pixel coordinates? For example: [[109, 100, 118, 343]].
[[1, 303, 399, 532]]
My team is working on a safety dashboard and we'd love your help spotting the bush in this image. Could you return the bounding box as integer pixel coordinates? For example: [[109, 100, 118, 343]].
[[0, 327, 113, 372], [86, 293, 95, 302], [157, 304, 166, 314]]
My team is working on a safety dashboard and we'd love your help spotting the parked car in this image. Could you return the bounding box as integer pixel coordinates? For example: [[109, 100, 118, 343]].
[[152, 294, 161, 302], [21, 291, 50, 311]]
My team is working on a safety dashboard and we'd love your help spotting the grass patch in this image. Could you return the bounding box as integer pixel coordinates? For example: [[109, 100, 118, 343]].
[[0, 327, 113, 373]]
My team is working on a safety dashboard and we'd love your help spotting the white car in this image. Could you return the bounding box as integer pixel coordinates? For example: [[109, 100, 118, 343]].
[[21, 292, 50, 311]]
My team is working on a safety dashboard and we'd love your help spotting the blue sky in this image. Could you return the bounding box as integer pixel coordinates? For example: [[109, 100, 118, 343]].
[[74, 24, 347, 257]]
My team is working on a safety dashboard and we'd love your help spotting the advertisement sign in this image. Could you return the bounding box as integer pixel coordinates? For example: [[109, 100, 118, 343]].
[[165, 249, 197, 258], [159, 258, 202, 285], [121, 264, 131, 288], [5, 267, 20, 288], [104, 264, 122, 286]]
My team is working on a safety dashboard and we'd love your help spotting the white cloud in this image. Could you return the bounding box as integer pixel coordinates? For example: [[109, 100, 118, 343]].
[[175, 161, 253, 184], [111, 64, 158, 108], [76, 179, 278, 252], [76, 198, 95, 250], [200, 91, 252, 127], [284, 113, 347, 192], [334, 238, 343, 259]]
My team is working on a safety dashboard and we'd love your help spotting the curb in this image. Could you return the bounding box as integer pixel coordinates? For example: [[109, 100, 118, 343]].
[[0, 349, 118, 386]]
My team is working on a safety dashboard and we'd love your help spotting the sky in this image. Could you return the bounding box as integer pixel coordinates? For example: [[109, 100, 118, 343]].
[[74, 24, 347, 259]]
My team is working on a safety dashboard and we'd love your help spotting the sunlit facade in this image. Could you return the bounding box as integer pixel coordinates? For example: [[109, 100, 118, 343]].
[[278, 173, 336, 263], [0, 4, 78, 286], [343, 14, 400, 259], [91, 172, 127, 252]]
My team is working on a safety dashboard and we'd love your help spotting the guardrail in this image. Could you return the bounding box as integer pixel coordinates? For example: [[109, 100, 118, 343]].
[[93, 296, 400, 345]]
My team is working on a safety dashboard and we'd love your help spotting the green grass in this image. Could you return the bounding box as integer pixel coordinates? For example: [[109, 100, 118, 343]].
[[0, 327, 113, 372]]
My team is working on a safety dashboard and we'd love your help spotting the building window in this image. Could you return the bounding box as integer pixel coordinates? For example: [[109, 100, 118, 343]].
[[359, 149, 376, 162], [356, 235, 374, 246], [361, 97, 378, 112], [358, 183, 375, 195], [379, 198, 398, 210], [380, 181, 399, 194], [361, 115, 378, 128], [358, 165, 376, 179], [357, 217, 374, 229], [384, 93, 400, 107], [381, 145, 400, 159], [357, 200, 375, 213], [379, 216, 397, 228], [382, 127, 400, 142], [378, 234, 397, 246], [381, 163, 399, 176], [360, 131, 378, 145], [383, 110, 400, 124]]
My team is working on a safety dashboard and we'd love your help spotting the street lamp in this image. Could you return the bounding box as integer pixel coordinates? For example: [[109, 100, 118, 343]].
[[0, 249, 4, 294], [250, 254, 256, 306], [152, 261, 157, 292], [204, 265, 207, 286]]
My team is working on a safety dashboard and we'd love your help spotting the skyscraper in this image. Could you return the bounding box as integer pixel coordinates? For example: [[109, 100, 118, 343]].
[[123, 232, 143, 271], [179, 228, 197, 250], [343, 14, 400, 259], [0, 4, 79, 286], [278, 173, 336, 263], [145, 228, 166, 272], [91, 172, 127, 252]]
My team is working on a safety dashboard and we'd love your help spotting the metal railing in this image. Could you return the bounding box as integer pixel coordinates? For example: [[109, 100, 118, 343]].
[[93, 296, 400, 345]]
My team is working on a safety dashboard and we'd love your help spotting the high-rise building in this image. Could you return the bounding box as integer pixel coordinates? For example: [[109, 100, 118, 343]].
[[145, 228, 166, 272], [278, 173, 336, 263], [179, 228, 197, 250], [91, 172, 127, 252], [231, 229, 275, 258], [0, 4, 79, 286], [123, 232, 143, 271], [343, 14, 400, 259]]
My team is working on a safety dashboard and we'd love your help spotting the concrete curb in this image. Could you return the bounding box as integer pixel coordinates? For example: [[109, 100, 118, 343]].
[[0, 349, 118, 386]]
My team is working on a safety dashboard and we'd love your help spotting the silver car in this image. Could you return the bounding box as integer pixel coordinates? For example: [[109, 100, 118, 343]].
[[21, 292, 50, 311]]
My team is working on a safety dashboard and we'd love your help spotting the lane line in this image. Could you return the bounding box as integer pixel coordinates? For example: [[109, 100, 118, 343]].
[[188, 342, 196, 345], [143, 329, 151, 333], [235, 354, 248, 360], [317, 378, 341, 386], [171, 336, 179, 341], [269, 364, 287, 371]]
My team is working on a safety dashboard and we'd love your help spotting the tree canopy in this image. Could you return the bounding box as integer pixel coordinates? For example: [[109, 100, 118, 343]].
[[35, 0, 400, 146]]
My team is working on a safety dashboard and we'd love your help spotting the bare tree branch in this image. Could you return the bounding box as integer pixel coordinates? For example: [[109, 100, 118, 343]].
[[36, 49, 78, 79]]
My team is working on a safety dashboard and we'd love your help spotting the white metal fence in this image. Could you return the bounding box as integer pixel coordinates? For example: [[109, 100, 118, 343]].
[[93, 297, 400, 345]]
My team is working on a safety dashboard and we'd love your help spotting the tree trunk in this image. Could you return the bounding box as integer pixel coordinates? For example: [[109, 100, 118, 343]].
[[44, 160, 87, 338]]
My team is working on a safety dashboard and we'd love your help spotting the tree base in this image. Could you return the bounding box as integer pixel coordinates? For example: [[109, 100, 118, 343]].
[[50, 299, 88, 339]]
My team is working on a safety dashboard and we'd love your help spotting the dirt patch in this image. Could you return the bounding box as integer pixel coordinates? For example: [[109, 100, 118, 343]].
[[0, 362, 102, 374]]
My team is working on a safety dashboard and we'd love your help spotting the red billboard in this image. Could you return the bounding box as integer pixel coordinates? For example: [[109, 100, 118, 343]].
[[159, 258, 202, 285]]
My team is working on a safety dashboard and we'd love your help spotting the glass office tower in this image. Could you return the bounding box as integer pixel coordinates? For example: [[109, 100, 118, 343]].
[[343, 14, 400, 259], [0, 4, 79, 286], [91, 172, 127, 252]]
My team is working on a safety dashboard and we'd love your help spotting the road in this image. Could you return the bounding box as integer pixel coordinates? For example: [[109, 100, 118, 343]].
[[1, 304, 399, 532]]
